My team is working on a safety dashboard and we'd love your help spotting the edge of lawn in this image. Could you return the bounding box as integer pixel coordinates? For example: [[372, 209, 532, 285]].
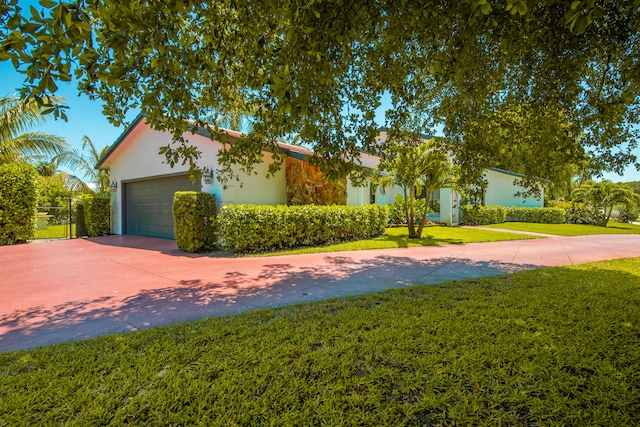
[[2, 256, 639, 425], [481, 220, 640, 236], [236, 225, 543, 257]]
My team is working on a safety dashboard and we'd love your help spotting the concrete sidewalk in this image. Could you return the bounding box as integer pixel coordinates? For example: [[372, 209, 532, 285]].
[[2, 234, 640, 353]]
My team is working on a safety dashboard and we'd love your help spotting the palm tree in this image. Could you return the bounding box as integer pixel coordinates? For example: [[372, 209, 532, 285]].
[[375, 137, 456, 238], [571, 180, 638, 227], [32, 156, 92, 192], [0, 96, 69, 163], [57, 136, 111, 194]]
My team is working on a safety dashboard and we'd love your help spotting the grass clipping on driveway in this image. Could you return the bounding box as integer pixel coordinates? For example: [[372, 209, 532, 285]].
[[2, 259, 639, 425]]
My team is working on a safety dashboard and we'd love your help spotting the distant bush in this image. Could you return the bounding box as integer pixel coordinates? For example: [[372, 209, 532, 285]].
[[546, 200, 573, 209], [0, 163, 37, 244], [547, 200, 602, 225], [505, 207, 565, 224], [220, 204, 387, 252], [75, 196, 110, 237], [173, 192, 217, 253], [461, 205, 506, 225], [564, 206, 603, 225], [615, 204, 639, 223]]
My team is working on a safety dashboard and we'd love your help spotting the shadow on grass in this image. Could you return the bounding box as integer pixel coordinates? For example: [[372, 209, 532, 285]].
[[0, 253, 539, 353], [369, 233, 463, 248]]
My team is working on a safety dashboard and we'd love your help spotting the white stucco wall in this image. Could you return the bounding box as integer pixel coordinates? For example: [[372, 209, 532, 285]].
[[346, 179, 369, 206], [221, 152, 286, 205], [484, 169, 544, 207], [346, 179, 401, 207], [103, 120, 287, 234], [375, 186, 400, 206]]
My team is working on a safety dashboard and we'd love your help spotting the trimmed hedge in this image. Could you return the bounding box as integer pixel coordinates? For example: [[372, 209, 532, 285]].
[[0, 163, 38, 244], [505, 207, 565, 224], [75, 196, 110, 237], [462, 205, 566, 225], [173, 192, 217, 253], [220, 204, 388, 252], [461, 205, 507, 226], [74, 201, 87, 237]]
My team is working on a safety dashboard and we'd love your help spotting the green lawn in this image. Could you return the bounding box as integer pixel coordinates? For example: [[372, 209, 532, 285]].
[[482, 220, 640, 236], [245, 226, 541, 257], [32, 223, 75, 239], [2, 257, 639, 425]]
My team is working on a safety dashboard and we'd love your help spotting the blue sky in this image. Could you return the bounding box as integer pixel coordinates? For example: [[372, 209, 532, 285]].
[[1, 53, 638, 182]]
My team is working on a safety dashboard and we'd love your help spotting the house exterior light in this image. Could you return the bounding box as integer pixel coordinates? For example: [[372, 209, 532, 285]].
[[202, 166, 214, 184]]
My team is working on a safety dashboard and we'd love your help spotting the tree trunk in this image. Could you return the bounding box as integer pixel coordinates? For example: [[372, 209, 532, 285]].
[[415, 193, 431, 239], [408, 187, 417, 238], [602, 206, 612, 227]]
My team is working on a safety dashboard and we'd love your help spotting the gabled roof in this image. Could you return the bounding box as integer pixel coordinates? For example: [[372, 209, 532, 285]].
[[96, 114, 315, 169], [96, 114, 146, 169], [487, 167, 550, 184], [486, 167, 528, 179]]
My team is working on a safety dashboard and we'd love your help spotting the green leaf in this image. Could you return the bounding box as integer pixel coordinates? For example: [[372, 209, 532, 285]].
[[517, 1, 528, 15]]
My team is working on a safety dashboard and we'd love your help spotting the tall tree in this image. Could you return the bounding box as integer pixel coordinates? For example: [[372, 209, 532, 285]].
[[0, 96, 68, 164], [57, 136, 110, 194], [1, 1, 638, 186]]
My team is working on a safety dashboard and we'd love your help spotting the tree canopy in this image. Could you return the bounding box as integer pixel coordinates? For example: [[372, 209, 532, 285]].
[[1, 0, 638, 186]]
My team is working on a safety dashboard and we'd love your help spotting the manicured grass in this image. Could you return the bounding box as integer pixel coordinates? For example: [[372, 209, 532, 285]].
[[482, 220, 640, 236], [32, 223, 75, 239], [245, 226, 541, 257], [2, 257, 639, 425]]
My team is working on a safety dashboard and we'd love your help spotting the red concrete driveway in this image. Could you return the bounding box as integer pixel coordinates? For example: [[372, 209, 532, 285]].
[[2, 233, 640, 353]]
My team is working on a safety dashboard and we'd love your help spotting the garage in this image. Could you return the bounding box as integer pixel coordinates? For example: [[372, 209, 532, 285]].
[[124, 174, 201, 239]]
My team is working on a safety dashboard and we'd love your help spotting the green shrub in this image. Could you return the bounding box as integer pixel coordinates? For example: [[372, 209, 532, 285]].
[[505, 207, 565, 224], [220, 204, 387, 252], [547, 200, 602, 225], [387, 195, 434, 225], [564, 206, 603, 225], [547, 200, 573, 209], [615, 204, 639, 223], [74, 200, 88, 237], [461, 205, 506, 225], [36, 175, 72, 224], [387, 195, 406, 225], [75, 196, 110, 237], [173, 192, 217, 253], [0, 163, 37, 244]]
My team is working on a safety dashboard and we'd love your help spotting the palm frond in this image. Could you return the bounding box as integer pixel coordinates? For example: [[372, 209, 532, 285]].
[[0, 96, 66, 142], [0, 132, 68, 160], [57, 136, 111, 194]]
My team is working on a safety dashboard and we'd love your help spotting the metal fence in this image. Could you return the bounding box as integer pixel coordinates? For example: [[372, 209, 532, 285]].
[[33, 199, 73, 240]]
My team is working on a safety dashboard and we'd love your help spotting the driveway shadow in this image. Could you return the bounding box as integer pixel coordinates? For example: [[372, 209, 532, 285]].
[[0, 254, 538, 353], [86, 235, 204, 258]]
